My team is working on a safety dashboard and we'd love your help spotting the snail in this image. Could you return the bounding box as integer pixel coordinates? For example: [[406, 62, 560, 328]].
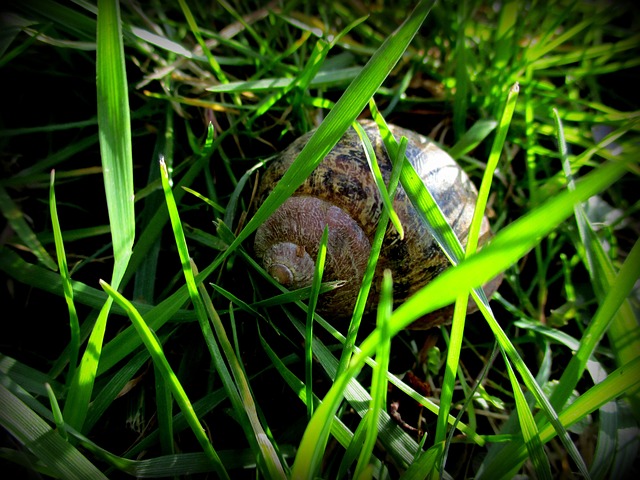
[[253, 120, 501, 329]]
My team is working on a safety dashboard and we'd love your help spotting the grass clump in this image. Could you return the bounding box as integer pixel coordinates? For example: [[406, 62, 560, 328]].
[[1, 0, 638, 478]]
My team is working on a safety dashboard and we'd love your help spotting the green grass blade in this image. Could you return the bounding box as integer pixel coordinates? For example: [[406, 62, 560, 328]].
[[96, 0, 134, 285], [159, 160, 286, 479], [353, 121, 404, 238], [306, 226, 329, 420], [354, 270, 392, 478], [436, 82, 517, 452], [49, 170, 80, 384], [63, 0, 134, 433], [505, 357, 553, 480], [0, 382, 108, 479], [467, 82, 518, 255], [435, 293, 469, 449], [99, 279, 229, 478]]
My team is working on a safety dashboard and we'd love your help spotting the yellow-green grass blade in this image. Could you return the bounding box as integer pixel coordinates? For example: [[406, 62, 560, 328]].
[[353, 270, 392, 479], [555, 110, 640, 420], [436, 82, 517, 449], [435, 293, 469, 449], [48, 170, 79, 385], [63, 0, 134, 432]]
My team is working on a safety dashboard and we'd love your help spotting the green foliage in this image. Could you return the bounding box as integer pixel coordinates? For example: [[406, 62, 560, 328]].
[[1, 0, 638, 478]]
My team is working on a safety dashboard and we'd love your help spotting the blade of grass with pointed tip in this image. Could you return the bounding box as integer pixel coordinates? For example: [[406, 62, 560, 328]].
[[63, 0, 135, 432], [159, 159, 287, 478], [436, 83, 517, 450], [353, 121, 404, 238], [49, 170, 79, 384]]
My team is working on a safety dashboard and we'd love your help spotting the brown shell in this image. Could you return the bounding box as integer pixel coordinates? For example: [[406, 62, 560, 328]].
[[254, 120, 499, 328]]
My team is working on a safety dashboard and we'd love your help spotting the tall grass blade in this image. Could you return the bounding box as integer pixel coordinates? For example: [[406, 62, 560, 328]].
[[49, 170, 80, 384], [159, 160, 286, 478], [63, 0, 134, 432], [353, 270, 392, 479]]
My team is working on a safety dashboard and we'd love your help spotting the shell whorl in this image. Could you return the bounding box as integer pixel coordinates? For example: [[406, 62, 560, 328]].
[[254, 195, 371, 313]]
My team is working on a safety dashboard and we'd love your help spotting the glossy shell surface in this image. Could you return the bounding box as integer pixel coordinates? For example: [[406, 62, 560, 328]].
[[254, 120, 496, 328]]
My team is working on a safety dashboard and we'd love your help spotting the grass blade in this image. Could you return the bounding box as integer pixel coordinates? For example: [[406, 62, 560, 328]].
[[0, 382, 108, 479], [63, 0, 134, 432], [99, 279, 229, 478], [306, 226, 329, 419], [159, 159, 287, 479], [49, 170, 79, 384], [354, 270, 392, 478]]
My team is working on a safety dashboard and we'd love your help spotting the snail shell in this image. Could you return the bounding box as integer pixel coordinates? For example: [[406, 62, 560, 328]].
[[254, 120, 500, 329]]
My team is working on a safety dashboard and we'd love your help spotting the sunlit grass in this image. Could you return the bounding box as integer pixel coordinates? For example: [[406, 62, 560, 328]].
[[0, 0, 638, 478]]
